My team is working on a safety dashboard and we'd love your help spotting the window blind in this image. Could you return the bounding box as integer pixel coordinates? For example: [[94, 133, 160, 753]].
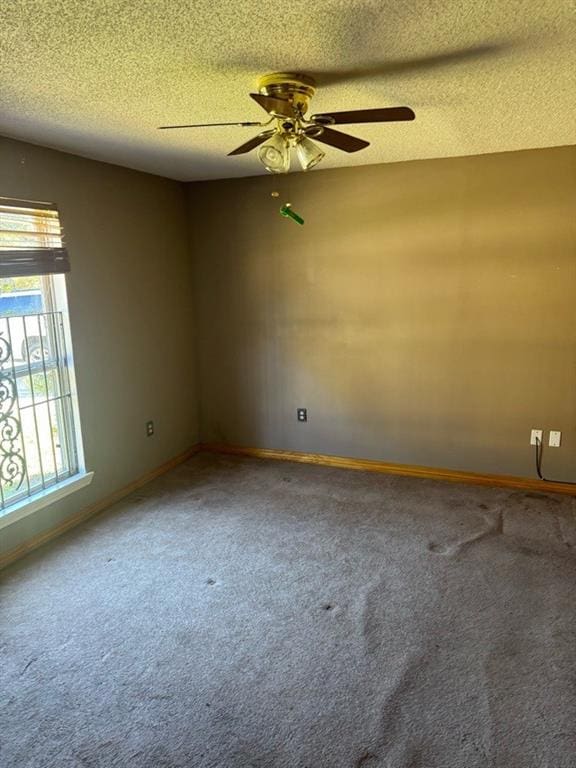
[[0, 198, 70, 276]]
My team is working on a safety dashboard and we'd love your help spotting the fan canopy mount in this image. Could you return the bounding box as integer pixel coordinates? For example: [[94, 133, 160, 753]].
[[256, 72, 317, 117]]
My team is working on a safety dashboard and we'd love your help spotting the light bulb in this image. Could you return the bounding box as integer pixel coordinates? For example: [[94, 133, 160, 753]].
[[295, 136, 325, 171], [257, 133, 290, 173]]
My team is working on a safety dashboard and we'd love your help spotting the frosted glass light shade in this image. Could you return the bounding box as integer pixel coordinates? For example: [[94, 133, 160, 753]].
[[257, 133, 290, 173], [296, 136, 325, 171]]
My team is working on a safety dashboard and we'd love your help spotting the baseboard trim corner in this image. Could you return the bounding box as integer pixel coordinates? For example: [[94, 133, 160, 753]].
[[202, 443, 576, 497], [0, 444, 201, 572]]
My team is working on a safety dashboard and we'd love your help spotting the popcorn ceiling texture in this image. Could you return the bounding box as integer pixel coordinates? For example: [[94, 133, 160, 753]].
[[0, 0, 575, 180]]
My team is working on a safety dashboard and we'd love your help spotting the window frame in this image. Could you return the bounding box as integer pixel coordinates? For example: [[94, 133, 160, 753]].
[[0, 201, 92, 527]]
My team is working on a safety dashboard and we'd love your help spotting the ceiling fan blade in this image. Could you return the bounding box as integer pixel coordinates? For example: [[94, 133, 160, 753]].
[[250, 93, 294, 118], [311, 127, 369, 153], [159, 121, 263, 129], [312, 107, 415, 125], [228, 130, 276, 156]]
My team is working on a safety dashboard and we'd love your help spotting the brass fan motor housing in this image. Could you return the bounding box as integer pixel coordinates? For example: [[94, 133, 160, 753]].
[[257, 72, 317, 117]]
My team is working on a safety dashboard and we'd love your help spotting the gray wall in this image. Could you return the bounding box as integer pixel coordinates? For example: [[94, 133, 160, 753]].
[[190, 145, 576, 479], [0, 137, 197, 557]]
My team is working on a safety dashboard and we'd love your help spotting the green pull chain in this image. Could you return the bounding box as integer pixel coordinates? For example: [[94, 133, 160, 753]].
[[280, 204, 304, 225]]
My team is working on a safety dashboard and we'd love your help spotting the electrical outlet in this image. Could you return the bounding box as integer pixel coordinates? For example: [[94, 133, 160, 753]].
[[297, 408, 307, 422], [530, 429, 543, 446], [549, 430, 561, 448], [146, 420, 154, 437]]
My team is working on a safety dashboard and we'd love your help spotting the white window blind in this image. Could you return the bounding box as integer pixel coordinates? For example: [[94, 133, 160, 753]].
[[0, 198, 70, 276]]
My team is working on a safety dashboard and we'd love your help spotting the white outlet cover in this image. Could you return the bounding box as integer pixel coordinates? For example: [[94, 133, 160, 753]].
[[549, 430, 561, 448], [530, 429, 543, 446]]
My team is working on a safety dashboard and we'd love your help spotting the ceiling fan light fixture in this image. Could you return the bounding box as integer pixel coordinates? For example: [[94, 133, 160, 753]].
[[159, 73, 415, 174], [295, 135, 325, 171], [257, 133, 291, 173]]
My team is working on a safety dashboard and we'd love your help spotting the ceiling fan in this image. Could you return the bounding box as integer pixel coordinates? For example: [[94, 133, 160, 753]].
[[159, 72, 415, 173]]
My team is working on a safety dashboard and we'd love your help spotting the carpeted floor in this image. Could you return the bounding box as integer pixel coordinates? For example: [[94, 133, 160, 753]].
[[1, 452, 576, 768]]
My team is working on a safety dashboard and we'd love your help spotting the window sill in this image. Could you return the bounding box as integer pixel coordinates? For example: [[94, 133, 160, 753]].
[[0, 472, 94, 530]]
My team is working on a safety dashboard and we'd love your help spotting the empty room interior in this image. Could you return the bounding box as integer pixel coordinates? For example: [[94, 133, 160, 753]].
[[1, 1, 576, 766]]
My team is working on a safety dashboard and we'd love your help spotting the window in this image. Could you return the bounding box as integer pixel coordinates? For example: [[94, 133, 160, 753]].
[[0, 198, 89, 521]]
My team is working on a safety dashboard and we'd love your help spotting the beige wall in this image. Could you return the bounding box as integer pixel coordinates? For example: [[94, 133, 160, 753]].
[[190, 145, 576, 479], [0, 137, 197, 557]]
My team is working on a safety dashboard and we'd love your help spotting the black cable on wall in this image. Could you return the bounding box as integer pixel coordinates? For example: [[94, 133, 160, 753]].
[[534, 436, 576, 487]]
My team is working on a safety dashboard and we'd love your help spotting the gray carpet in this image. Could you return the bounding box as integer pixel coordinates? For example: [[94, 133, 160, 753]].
[[1, 452, 576, 768]]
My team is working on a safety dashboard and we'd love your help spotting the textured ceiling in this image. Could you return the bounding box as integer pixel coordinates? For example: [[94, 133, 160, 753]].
[[1, 0, 575, 181]]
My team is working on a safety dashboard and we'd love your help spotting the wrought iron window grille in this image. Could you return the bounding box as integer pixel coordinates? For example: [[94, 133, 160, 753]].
[[0, 311, 79, 511]]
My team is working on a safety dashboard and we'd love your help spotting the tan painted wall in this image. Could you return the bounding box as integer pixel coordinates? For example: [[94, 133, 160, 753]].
[[190, 145, 576, 479], [0, 137, 197, 557]]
